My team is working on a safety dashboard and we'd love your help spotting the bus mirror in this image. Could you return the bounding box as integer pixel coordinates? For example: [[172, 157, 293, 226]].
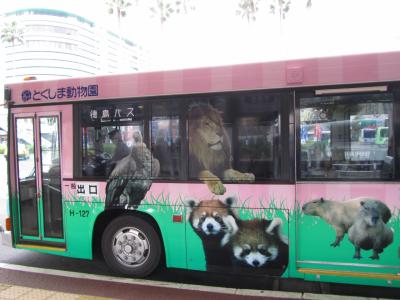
[[4, 87, 11, 102]]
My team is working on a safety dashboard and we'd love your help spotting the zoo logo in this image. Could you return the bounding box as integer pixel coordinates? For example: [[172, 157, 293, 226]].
[[21, 90, 32, 102]]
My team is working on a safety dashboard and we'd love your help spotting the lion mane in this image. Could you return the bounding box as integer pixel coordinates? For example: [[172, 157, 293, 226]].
[[188, 103, 255, 195], [188, 103, 232, 179]]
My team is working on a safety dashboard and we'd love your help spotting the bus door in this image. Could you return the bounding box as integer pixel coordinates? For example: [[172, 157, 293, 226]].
[[296, 87, 398, 281], [13, 112, 64, 244]]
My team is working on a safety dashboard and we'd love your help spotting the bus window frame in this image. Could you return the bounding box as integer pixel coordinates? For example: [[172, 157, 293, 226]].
[[150, 98, 188, 181], [74, 90, 295, 184], [295, 83, 400, 182], [393, 85, 400, 180]]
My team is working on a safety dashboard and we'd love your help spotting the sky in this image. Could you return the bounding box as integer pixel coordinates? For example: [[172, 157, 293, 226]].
[[1, 0, 400, 70]]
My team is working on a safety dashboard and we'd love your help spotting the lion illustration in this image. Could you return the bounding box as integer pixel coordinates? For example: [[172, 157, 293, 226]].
[[188, 103, 255, 195]]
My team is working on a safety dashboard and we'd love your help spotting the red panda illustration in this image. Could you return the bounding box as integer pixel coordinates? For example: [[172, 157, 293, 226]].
[[185, 196, 238, 272], [231, 218, 288, 276]]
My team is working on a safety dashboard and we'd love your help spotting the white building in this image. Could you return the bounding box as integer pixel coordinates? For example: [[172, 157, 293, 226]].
[[2, 8, 145, 82]]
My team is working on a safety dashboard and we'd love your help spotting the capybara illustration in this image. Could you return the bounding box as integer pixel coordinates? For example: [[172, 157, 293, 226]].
[[302, 197, 391, 247], [348, 201, 393, 260]]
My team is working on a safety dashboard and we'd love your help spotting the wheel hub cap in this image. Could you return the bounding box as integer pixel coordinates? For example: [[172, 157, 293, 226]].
[[112, 227, 150, 267]]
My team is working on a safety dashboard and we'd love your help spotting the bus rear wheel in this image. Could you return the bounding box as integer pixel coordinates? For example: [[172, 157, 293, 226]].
[[101, 215, 161, 277]]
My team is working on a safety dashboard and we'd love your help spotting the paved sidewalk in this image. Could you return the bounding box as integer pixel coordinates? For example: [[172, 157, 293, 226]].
[[0, 282, 304, 300], [0, 265, 304, 300], [0, 264, 397, 300], [0, 282, 397, 300], [0, 283, 111, 300]]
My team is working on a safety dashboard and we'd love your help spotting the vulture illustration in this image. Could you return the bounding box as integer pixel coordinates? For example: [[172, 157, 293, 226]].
[[105, 136, 160, 209]]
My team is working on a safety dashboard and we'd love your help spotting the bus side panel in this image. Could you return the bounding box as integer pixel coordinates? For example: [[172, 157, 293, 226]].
[[296, 182, 400, 287], [63, 201, 105, 259], [61, 180, 296, 276], [137, 200, 187, 269], [61, 181, 107, 259], [8, 110, 17, 247], [143, 183, 295, 277], [62, 181, 188, 266]]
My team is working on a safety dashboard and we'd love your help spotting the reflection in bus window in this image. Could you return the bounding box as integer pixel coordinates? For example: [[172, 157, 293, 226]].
[[187, 93, 285, 183], [81, 125, 143, 177], [233, 94, 282, 180], [79, 102, 145, 177], [236, 116, 278, 179], [16, 118, 38, 236], [299, 93, 394, 179], [151, 119, 181, 178], [39, 116, 63, 238], [151, 102, 181, 179]]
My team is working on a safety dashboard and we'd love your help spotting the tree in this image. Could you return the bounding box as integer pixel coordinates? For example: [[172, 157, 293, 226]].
[[106, 0, 133, 71], [236, 0, 312, 23], [1, 21, 24, 82], [236, 0, 260, 22], [150, 0, 195, 24], [1, 21, 24, 46], [106, 0, 132, 32], [150, 0, 175, 24], [269, 0, 291, 21]]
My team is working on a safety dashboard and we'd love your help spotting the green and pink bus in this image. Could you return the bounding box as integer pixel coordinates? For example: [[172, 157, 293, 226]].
[[1, 51, 400, 288]]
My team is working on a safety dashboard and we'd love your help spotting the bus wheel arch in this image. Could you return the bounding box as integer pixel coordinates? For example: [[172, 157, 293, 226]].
[[93, 210, 165, 277]]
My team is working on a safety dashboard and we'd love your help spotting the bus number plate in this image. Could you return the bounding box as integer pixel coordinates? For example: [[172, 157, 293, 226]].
[[69, 209, 89, 218]]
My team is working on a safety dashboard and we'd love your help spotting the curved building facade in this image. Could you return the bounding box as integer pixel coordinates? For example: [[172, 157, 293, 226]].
[[3, 8, 144, 82]]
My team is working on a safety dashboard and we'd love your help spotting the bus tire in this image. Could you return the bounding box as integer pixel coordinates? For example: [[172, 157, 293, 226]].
[[101, 215, 161, 277]]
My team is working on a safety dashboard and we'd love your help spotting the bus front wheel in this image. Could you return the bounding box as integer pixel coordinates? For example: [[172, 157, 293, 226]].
[[101, 215, 161, 277]]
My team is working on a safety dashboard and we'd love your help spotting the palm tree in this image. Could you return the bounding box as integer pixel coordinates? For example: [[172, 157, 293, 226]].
[[236, 0, 260, 22], [106, 0, 132, 33], [106, 0, 132, 70], [1, 21, 24, 82], [269, 0, 291, 22], [1, 21, 24, 46], [106, 0, 195, 27], [150, 0, 195, 24], [150, 0, 175, 24], [236, 0, 312, 23], [269, 0, 291, 32], [176, 0, 196, 14]]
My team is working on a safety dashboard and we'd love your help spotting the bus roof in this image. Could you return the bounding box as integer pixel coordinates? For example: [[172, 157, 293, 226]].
[[5, 51, 400, 106]]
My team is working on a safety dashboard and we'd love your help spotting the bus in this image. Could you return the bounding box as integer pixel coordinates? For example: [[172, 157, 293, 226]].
[[1, 51, 400, 288], [375, 126, 389, 145], [359, 127, 377, 143]]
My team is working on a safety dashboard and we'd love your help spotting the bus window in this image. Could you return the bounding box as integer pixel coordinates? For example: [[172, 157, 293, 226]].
[[15, 118, 38, 236], [151, 102, 181, 179], [39, 116, 63, 238], [233, 94, 282, 180], [299, 92, 394, 180], [187, 92, 287, 183], [79, 102, 144, 177]]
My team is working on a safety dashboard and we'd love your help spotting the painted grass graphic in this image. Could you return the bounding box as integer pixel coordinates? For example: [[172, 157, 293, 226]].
[[64, 193, 104, 217], [64, 193, 293, 276], [141, 192, 289, 232], [135, 192, 290, 273]]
